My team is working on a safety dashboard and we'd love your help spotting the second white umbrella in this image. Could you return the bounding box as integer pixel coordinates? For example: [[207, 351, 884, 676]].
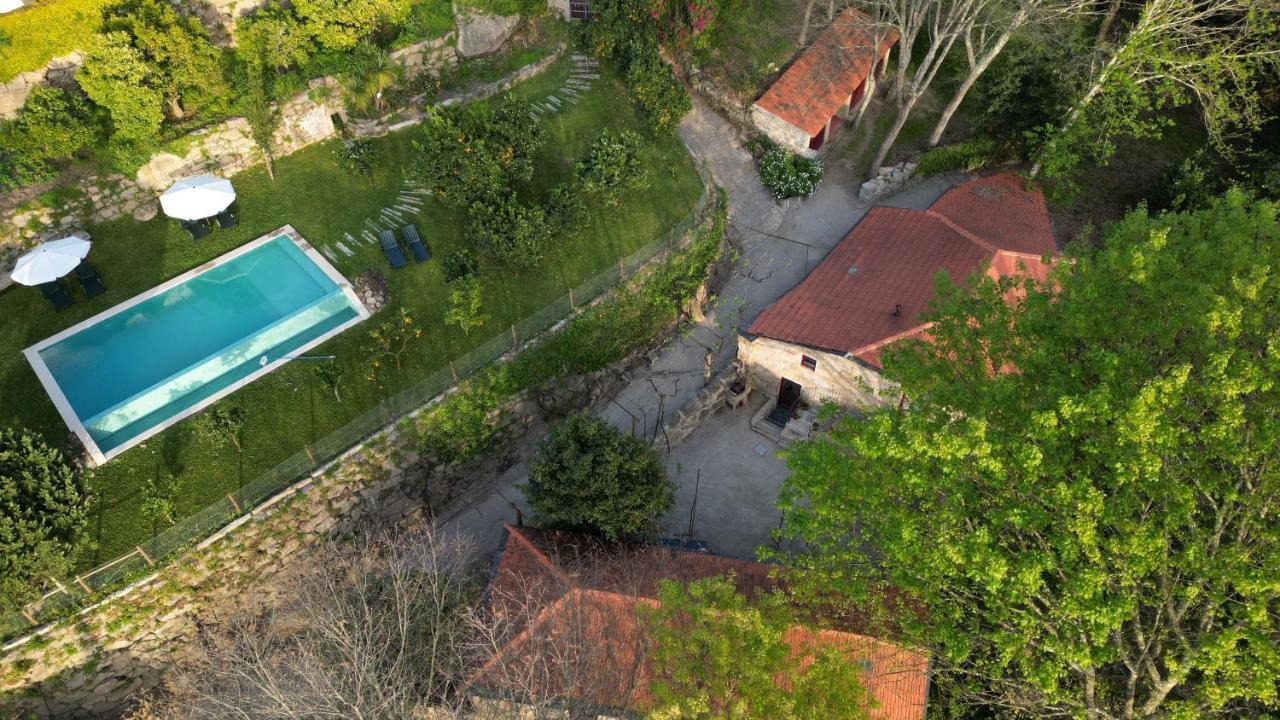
[[159, 175, 236, 221], [11, 235, 92, 286]]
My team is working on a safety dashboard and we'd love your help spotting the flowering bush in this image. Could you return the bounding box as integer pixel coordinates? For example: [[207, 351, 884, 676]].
[[758, 146, 823, 199], [646, 0, 718, 50]]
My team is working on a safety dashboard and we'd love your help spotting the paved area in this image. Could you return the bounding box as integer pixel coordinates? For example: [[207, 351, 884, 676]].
[[443, 97, 964, 560]]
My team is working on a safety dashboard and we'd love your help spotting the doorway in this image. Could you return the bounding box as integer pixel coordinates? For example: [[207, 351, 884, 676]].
[[766, 378, 802, 428]]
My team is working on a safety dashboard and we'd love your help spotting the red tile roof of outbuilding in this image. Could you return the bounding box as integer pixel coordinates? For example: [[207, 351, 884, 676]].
[[754, 7, 899, 137], [748, 173, 1057, 367], [473, 525, 930, 720]]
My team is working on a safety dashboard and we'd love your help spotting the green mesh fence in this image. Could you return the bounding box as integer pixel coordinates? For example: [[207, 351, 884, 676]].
[[3, 176, 715, 642]]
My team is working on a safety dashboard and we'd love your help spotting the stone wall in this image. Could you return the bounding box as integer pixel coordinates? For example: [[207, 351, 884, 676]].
[[0, 50, 83, 119], [750, 104, 813, 157], [859, 161, 918, 201], [657, 361, 744, 449], [391, 33, 459, 74], [737, 334, 900, 410]]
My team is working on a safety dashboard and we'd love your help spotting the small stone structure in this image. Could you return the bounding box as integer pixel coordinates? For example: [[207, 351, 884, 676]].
[[454, 6, 521, 58], [0, 50, 83, 119], [353, 269, 392, 314], [738, 333, 898, 410], [858, 161, 918, 201]]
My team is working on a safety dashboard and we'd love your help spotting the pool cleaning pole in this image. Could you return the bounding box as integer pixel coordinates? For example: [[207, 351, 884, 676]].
[[259, 354, 337, 367]]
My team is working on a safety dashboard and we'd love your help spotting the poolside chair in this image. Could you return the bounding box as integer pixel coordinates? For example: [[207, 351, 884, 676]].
[[182, 219, 211, 240], [215, 208, 238, 229], [379, 229, 408, 269], [39, 281, 74, 311], [402, 224, 430, 263], [74, 261, 107, 298]]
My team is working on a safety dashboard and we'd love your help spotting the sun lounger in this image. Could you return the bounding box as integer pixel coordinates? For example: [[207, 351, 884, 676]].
[[215, 209, 238, 229], [379, 229, 408, 269], [39, 281, 74, 311], [182, 219, 210, 240], [75, 261, 107, 297], [402, 224, 430, 263]]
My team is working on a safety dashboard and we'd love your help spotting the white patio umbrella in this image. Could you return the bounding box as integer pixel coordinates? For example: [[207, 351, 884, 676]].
[[0, 0, 25, 14], [159, 174, 236, 221], [11, 236, 92, 286]]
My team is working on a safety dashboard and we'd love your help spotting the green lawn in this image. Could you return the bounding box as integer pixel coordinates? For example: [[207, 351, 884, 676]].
[[0, 55, 702, 567]]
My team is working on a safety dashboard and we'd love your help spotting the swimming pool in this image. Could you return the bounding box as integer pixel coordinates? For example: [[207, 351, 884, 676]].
[[24, 227, 369, 466]]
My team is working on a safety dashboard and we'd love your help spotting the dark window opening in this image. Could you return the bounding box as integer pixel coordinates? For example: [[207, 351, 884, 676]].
[[569, 1, 591, 18], [800, 355, 817, 371], [767, 378, 803, 428]]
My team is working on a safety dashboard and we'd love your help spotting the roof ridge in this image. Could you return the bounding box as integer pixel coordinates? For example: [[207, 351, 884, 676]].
[[467, 587, 585, 685], [924, 209, 997, 253], [851, 322, 933, 361], [503, 523, 577, 589]]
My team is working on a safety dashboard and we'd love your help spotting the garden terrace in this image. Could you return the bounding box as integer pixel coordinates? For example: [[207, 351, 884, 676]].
[[0, 53, 703, 567]]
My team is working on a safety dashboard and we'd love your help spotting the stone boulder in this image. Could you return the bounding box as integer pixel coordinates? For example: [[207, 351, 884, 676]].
[[454, 8, 520, 58]]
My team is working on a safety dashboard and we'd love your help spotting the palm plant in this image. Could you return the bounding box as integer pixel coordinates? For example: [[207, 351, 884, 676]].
[[341, 41, 401, 118]]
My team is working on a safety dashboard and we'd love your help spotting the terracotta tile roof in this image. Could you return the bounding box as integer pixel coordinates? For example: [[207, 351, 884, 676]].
[[473, 525, 929, 720], [754, 7, 899, 137], [748, 173, 1057, 367]]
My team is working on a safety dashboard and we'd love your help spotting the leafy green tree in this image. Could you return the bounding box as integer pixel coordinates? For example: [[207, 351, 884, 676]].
[[576, 129, 647, 206], [443, 276, 489, 336], [647, 575, 871, 720], [466, 194, 550, 268], [544, 182, 588, 238], [77, 31, 165, 147], [1031, 0, 1280, 182], [236, 2, 314, 73], [624, 52, 691, 135], [102, 0, 229, 120], [0, 86, 97, 165], [411, 101, 544, 209], [777, 191, 1280, 719], [140, 473, 178, 533], [0, 428, 89, 613], [525, 413, 673, 540], [293, 0, 412, 51]]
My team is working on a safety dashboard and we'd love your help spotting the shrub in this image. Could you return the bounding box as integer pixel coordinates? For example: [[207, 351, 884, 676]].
[[758, 146, 823, 199], [969, 37, 1073, 149], [394, 0, 455, 45], [624, 52, 691, 135], [412, 368, 505, 465], [576, 129, 647, 205], [400, 68, 442, 103], [466, 195, 550, 268], [0, 428, 89, 613], [77, 32, 165, 148], [292, 0, 413, 51], [334, 138, 378, 178], [524, 413, 673, 540], [443, 276, 489, 336], [915, 136, 999, 176], [1, 86, 96, 164], [441, 248, 480, 283], [191, 405, 245, 453], [544, 183, 587, 238]]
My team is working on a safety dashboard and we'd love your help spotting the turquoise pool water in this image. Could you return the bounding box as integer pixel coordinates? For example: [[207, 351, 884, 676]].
[[28, 234, 365, 461]]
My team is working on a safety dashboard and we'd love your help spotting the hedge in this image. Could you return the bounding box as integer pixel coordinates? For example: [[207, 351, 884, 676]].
[[0, 0, 111, 81], [915, 137, 1000, 176]]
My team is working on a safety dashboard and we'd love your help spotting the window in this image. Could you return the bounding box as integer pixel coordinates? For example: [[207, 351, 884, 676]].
[[800, 355, 817, 371], [569, 1, 591, 19]]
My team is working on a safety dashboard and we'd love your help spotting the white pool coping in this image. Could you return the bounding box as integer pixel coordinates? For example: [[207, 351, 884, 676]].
[[23, 225, 370, 467]]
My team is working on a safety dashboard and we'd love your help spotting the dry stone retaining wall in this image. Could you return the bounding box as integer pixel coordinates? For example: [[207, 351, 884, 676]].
[[0, 51, 83, 119]]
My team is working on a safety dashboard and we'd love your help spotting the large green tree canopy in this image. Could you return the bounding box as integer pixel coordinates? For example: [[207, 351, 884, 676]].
[[778, 190, 1280, 719]]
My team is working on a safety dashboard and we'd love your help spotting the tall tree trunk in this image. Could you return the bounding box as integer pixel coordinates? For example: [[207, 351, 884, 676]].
[[799, 0, 818, 46], [868, 94, 922, 176], [828, 0, 836, 21], [1096, 0, 1123, 45], [168, 95, 186, 120], [926, 31, 1015, 146]]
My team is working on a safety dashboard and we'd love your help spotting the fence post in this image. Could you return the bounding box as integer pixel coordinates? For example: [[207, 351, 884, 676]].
[[74, 576, 91, 594], [619, 258, 625, 276], [510, 324, 518, 345], [136, 546, 154, 567], [568, 286, 575, 310], [226, 494, 242, 514], [304, 445, 316, 467], [21, 608, 36, 625], [449, 360, 459, 386]]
